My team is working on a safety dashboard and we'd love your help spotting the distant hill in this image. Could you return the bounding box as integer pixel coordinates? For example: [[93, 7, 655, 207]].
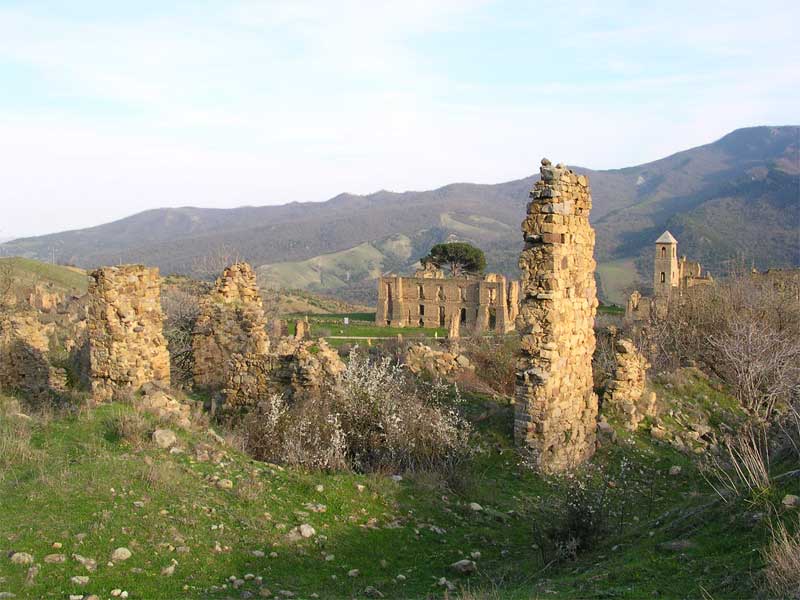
[[3, 126, 798, 304]]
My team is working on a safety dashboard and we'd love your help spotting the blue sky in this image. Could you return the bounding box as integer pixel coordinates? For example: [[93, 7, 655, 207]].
[[0, 0, 798, 238]]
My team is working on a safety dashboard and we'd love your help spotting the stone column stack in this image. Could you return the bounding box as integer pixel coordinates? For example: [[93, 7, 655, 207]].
[[192, 262, 270, 389], [603, 338, 654, 430], [87, 265, 171, 401], [515, 159, 599, 473]]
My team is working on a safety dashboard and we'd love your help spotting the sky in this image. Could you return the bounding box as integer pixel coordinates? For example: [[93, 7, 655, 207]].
[[0, 0, 798, 239]]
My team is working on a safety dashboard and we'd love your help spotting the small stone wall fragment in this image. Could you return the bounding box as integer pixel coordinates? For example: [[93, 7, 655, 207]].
[[404, 343, 474, 379], [602, 338, 653, 430], [515, 159, 599, 473], [223, 338, 345, 408], [87, 265, 171, 401], [192, 263, 270, 389]]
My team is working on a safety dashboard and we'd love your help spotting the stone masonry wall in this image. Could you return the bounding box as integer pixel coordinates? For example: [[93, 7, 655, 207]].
[[515, 159, 599, 473], [223, 338, 345, 408], [603, 338, 655, 431], [0, 313, 65, 398], [192, 263, 270, 389], [87, 265, 171, 401]]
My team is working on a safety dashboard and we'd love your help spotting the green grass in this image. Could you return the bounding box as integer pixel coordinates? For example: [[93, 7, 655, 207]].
[[286, 313, 447, 339], [0, 256, 89, 294], [597, 258, 641, 306], [1, 382, 793, 599]]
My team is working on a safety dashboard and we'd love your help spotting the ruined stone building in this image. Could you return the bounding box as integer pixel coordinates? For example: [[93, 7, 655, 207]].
[[515, 159, 599, 473], [87, 265, 171, 401], [192, 262, 270, 389], [375, 265, 520, 334], [626, 231, 713, 321]]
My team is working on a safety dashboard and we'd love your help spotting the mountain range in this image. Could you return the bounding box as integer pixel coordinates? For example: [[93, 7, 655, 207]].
[[3, 125, 798, 304]]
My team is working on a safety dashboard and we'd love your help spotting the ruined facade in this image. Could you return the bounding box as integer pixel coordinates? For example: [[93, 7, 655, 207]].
[[602, 338, 655, 431], [376, 268, 519, 334], [192, 263, 270, 389], [626, 231, 713, 321], [515, 159, 599, 473], [87, 265, 171, 401]]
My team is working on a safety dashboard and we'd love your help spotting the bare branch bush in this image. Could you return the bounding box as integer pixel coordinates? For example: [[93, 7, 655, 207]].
[[703, 423, 771, 503], [642, 270, 800, 420], [191, 244, 242, 281], [161, 286, 201, 386], [241, 352, 472, 475], [762, 518, 800, 599]]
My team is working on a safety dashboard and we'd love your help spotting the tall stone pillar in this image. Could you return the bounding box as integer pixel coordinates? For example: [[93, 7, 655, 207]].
[[515, 159, 599, 473], [87, 265, 171, 401]]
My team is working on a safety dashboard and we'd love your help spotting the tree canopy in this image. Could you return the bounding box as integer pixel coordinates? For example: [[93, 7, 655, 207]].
[[421, 242, 486, 277]]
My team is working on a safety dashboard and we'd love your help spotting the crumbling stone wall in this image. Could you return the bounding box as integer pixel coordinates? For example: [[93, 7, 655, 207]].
[[515, 159, 599, 473], [87, 265, 171, 401], [0, 314, 64, 397], [192, 263, 269, 389], [223, 338, 345, 408], [404, 343, 473, 379], [602, 338, 655, 430]]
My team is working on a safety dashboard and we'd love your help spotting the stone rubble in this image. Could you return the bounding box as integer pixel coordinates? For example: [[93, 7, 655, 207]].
[[403, 343, 474, 379]]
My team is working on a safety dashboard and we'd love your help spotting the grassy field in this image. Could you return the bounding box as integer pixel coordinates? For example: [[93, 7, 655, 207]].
[[596, 258, 641, 306], [286, 313, 448, 340], [0, 257, 89, 294], [2, 372, 795, 599]]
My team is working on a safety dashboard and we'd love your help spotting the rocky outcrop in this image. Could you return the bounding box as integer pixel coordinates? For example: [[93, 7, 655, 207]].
[[603, 338, 655, 430], [192, 263, 269, 389], [515, 159, 599, 473], [404, 343, 474, 379], [87, 265, 171, 402]]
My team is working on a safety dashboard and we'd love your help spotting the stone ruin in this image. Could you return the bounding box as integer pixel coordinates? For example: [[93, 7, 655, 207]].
[[376, 269, 519, 334], [0, 313, 65, 398], [403, 343, 474, 379], [192, 263, 270, 389], [602, 338, 655, 431], [223, 338, 345, 408], [515, 159, 599, 473], [87, 265, 171, 402]]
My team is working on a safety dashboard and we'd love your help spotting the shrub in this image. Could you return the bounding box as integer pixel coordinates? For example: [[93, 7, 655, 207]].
[[641, 270, 800, 420], [462, 335, 519, 397], [703, 423, 771, 504], [242, 352, 472, 474], [102, 406, 149, 448], [762, 518, 800, 599], [161, 286, 201, 386]]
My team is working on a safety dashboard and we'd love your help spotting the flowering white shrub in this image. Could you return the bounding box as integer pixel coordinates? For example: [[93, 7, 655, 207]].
[[242, 352, 472, 473]]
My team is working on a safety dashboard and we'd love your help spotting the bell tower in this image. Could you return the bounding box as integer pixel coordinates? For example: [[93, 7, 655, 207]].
[[653, 231, 678, 298]]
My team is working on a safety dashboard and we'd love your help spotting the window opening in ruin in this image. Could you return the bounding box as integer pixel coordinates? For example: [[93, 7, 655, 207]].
[[418, 304, 424, 316], [418, 284, 424, 299], [661, 247, 666, 258], [459, 287, 466, 302], [437, 286, 444, 301], [386, 283, 393, 320], [438, 306, 446, 327], [460, 307, 467, 325], [489, 288, 496, 304], [489, 307, 496, 330], [660, 272, 666, 283]]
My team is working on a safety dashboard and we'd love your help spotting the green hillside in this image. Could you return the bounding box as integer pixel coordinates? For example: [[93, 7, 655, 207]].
[[0, 256, 89, 295], [2, 370, 793, 599]]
